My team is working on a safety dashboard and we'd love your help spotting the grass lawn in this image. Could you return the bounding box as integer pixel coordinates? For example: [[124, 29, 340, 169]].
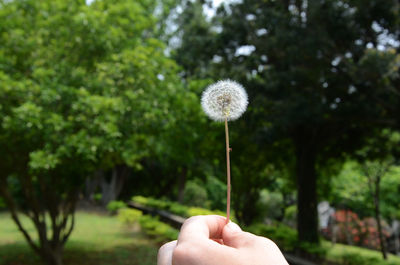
[[0, 211, 160, 265]]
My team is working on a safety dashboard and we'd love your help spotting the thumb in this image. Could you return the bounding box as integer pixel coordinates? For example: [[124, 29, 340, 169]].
[[222, 222, 257, 249]]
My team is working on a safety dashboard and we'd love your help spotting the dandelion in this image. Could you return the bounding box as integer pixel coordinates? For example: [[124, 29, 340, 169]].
[[201, 80, 248, 122], [201, 79, 248, 223]]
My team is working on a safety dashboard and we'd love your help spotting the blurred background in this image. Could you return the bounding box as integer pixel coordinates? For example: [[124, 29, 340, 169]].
[[1, 0, 400, 264]]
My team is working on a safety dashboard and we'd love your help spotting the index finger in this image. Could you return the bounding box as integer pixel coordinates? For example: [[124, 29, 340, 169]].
[[177, 215, 227, 244]]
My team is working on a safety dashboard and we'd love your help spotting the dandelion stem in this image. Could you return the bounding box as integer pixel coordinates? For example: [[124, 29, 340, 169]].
[[225, 117, 231, 224]]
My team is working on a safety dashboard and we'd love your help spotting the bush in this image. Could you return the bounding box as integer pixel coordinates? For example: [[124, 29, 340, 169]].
[[118, 208, 142, 225], [183, 181, 208, 208], [247, 222, 400, 265], [187, 207, 225, 217], [247, 223, 298, 251], [93, 193, 102, 203], [117, 208, 178, 243], [256, 189, 284, 222], [283, 205, 297, 227], [106, 200, 127, 214], [168, 203, 188, 217], [323, 241, 400, 265], [323, 209, 390, 250], [298, 241, 327, 257], [138, 215, 178, 243], [204, 175, 226, 211], [131, 195, 230, 220]]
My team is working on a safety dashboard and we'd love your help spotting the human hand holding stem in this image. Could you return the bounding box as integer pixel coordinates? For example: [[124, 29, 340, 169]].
[[201, 80, 248, 224]]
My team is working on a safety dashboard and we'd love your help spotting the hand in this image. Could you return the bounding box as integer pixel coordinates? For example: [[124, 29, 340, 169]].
[[157, 215, 288, 265]]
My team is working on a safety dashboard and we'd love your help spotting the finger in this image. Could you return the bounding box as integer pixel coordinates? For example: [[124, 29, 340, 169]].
[[212, 238, 224, 244], [173, 216, 239, 265], [222, 222, 259, 249], [157, 240, 177, 265], [177, 215, 227, 244]]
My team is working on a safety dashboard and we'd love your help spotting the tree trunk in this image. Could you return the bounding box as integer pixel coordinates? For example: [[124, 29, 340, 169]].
[[0, 176, 77, 265], [344, 210, 353, 245], [393, 220, 400, 255], [295, 141, 319, 243], [41, 244, 63, 265], [365, 164, 388, 260], [84, 175, 100, 202], [374, 176, 387, 259], [100, 165, 130, 206]]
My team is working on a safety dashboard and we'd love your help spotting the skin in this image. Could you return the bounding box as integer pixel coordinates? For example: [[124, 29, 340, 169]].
[[157, 215, 289, 265]]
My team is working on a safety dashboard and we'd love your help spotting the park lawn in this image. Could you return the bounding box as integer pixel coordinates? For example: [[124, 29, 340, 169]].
[[0, 211, 160, 265]]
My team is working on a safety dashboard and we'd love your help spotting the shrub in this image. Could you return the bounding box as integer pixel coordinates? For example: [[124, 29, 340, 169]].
[[283, 205, 297, 228], [168, 203, 188, 217], [298, 241, 327, 257], [323, 241, 400, 265], [323, 209, 390, 250], [247, 223, 297, 251], [138, 215, 178, 243], [131, 196, 230, 220], [204, 175, 226, 211], [106, 200, 127, 214], [187, 207, 225, 217], [117, 208, 178, 243], [93, 193, 102, 203], [183, 181, 208, 208], [118, 208, 142, 225], [247, 222, 400, 265], [256, 189, 284, 222]]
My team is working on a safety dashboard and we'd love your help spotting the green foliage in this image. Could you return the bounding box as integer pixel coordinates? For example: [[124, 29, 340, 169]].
[[186, 207, 224, 217], [93, 193, 103, 203], [118, 208, 143, 225], [183, 180, 208, 208], [131, 196, 227, 219], [256, 189, 284, 221], [204, 175, 226, 211], [0, 0, 189, 263], [138, 215, 178, 243], [175, 0, 400, 242], [117, 208, 178, 243], [247, 222, 400, 265], [283, 205, 297, 227], [330, 160, 400, 220], [247, 223, 298, 252], [167, 204, 188, 217], [322, 241, 400, 265], [132, 196, 172, 211], [106, 200, 127, 214]]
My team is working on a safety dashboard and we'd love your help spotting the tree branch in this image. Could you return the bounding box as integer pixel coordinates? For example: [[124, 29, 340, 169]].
[[0, 182, 40, 254]]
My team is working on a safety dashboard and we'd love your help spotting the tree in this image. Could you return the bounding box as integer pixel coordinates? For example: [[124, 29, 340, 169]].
[[0, 0, 186, 264], [363, 160, 390, 259], [329, 130, 400, 257], [359, 131, 400, 259], [174, 0, 400, 242]]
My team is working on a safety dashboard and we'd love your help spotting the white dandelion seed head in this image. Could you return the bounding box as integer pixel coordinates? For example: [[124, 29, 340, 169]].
[[201, 79, 248, 122]]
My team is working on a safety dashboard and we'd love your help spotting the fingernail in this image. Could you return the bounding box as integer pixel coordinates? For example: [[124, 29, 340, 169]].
[[226, 222, 242, 232]]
